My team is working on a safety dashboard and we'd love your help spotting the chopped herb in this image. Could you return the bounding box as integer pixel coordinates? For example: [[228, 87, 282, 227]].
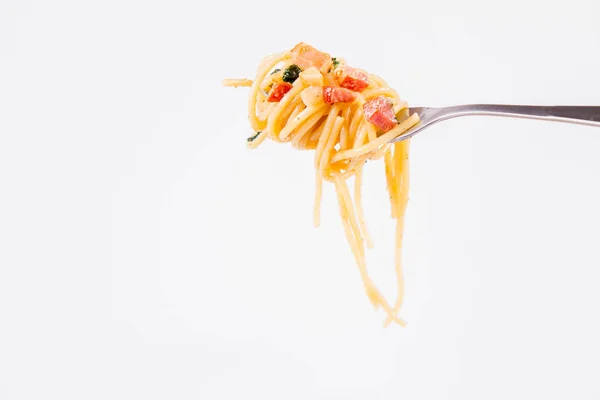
[[247, 131, 261, 143], [270, 68, 281, 75], [282, 64, 302, 83], [332, 57, 340, 68]]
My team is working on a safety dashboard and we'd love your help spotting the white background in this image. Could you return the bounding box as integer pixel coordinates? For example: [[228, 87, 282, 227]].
[[2, 0, 600, 399]]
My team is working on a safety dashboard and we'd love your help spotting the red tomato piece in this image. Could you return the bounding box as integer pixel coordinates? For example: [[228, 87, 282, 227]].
[[363, 97, 397, 132], [323, 86, 357, 104], [336, 66, 369, 92], [267, 82, 293, 102]]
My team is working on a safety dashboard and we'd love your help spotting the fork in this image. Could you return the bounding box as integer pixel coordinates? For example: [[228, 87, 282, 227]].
[[391, 105, 600, 143]]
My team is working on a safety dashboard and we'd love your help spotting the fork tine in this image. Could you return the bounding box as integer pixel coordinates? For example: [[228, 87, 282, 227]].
[[390, 108, 427, 143]]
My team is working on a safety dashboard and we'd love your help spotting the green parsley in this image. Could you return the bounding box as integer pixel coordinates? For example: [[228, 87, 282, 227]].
[[282, 64, 302, 83], [247, 132, 261, 143]]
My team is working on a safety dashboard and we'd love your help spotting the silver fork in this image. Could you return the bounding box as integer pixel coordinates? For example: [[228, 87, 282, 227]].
[[391, 105, 600, 142]]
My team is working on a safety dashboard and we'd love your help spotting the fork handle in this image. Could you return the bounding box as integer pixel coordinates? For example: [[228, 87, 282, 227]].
[[450, 105, 600, 127]]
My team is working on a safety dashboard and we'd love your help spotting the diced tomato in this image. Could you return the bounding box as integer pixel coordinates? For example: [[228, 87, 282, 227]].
[[336, 66, 369, 92], [323, 86, 357, 104], [291, 42, 332, 71], [363, 97, 397, 132], [267, 82, 293, 102]]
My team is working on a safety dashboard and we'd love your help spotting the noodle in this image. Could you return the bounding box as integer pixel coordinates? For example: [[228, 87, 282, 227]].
[[224, 43, 420, 326]]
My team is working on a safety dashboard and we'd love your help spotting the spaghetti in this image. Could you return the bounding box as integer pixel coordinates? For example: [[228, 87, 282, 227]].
[[224, 43, 420, 326]]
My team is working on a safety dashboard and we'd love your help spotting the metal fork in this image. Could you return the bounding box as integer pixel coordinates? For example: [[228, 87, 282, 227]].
[[391, 105, 600, 142]]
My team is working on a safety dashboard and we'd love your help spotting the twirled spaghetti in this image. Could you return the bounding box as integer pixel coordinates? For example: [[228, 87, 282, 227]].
[[224, 43, 420, 326]]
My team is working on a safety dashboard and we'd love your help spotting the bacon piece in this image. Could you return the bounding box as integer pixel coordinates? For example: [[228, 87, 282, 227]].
[[323, 86, 357, 104], [267, 82, 293, 102], [291, 42, 332, 71], [363, 97, 397, 132], [336, 66, 369, 92]]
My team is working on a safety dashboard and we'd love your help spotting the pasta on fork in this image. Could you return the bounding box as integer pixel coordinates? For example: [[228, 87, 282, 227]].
[[224, 43, 420, 326]]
